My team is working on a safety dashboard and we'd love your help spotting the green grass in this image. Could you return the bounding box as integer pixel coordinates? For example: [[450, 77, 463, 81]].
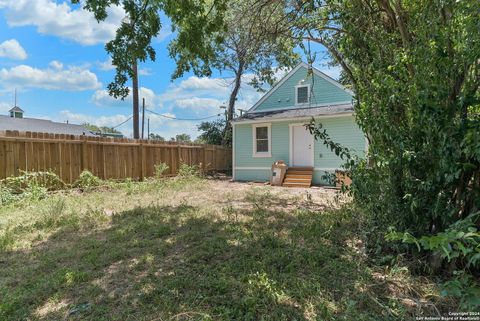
[[0, 178, 449, 320]]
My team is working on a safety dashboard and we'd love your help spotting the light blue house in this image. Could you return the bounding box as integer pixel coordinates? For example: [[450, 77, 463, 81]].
[[231, 62, 366, 186]]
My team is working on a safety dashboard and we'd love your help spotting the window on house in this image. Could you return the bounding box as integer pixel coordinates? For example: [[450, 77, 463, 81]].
[[253, 124, 271, 157], [296, 85, 309, 104]]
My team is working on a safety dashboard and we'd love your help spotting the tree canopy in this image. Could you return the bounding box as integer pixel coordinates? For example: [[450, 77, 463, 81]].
[[291, 0, 480, 306], [169, 0, 299, 144], [73, 0, 227, 99], [196, 119, 225, 145]]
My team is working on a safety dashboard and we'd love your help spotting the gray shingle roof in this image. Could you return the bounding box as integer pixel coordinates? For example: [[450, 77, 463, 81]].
[[0, 115, 96, 136], [9, 106, 24, 113], [232, 103, 354, 123]]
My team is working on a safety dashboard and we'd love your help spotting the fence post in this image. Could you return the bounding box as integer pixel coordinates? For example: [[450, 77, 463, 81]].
[[177, 145, 181, 165], [203, 145, 207, 172], [212, 145, 216, 172], [81, 136, 88, 171], [139, 142, 146, 180]]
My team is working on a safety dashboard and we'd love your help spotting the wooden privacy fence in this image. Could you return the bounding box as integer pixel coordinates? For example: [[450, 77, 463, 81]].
[[0, 131, 232, 184]]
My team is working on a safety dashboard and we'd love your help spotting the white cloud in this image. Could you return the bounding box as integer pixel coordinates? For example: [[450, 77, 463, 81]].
[[58, 110, 130, 128], [0, 39, 27, 60], [0, 62, 102, 91], [175, 97, 223, 111], [138, 68, 153, 76], [56, 110, 186, 139], [0, 0, 124, 46], [0, 101, 11, 113], [91, 87, 157, 108], [49, 60, 63, 70], [154, 26, 172, 43], [98, 58, 114, 71], [157, 74, 263, 117]]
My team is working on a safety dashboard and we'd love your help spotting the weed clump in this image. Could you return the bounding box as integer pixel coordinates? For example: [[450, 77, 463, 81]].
[[73, 170, 102, 189], [177, 163, 202, 179], [2, 170, 64, 193], [154, 163, 169, 179]]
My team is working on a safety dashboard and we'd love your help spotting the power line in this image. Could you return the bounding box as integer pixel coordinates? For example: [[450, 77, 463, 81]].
[[112, 115, 133, 129], [145, 108, 221, 121]]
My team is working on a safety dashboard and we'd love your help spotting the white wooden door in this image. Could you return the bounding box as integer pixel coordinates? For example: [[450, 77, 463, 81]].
[[291, 125, 314, 167]]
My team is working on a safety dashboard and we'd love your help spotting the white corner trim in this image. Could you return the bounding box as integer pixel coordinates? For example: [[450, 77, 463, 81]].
[[252, 123, 272, 158]]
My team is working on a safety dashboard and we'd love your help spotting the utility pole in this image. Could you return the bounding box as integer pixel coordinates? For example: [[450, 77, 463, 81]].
[[147, 118, 150, 140], [141, 97, 145, 139], [132, 60, 140, 139]]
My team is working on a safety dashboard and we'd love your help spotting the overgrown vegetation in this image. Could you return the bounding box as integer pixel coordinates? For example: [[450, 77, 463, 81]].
[[154, 163, 169, 179], [294, 0, 480, 309], [73, 170, 102, 189], [0, 171, 66, 206], [0, 176, 451, 320]]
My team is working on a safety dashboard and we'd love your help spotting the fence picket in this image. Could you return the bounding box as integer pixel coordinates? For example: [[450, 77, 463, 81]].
[[0, 131, 231, 183]]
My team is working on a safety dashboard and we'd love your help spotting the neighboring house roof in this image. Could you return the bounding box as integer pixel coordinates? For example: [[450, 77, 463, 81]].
[[0, 115, 96, 136], [232, 103, 353, 124], [9, 106, 24, 113]]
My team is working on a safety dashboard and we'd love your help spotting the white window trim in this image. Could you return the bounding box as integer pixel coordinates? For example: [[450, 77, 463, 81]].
[[252, 123, 272, 158], [295, 84, 310, 105]]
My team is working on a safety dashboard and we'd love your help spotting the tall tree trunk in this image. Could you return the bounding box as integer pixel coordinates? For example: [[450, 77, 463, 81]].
[[223, 64, 244, 145], [132, 60, 140, 139]]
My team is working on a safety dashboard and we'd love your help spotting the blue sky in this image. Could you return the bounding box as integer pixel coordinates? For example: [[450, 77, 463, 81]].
[[0, 0, 339, 139]]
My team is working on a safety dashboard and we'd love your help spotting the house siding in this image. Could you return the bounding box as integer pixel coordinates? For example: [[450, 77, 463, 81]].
[[252, 66, 353, 113], [233, 115, 365, 185]]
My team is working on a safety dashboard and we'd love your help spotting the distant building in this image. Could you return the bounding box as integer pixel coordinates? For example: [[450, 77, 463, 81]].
[[0, 106, 97, 136], [9, 106, 24, 118]]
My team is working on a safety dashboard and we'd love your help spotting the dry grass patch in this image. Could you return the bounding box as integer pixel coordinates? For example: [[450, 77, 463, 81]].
[[0, 177, 450, 320]]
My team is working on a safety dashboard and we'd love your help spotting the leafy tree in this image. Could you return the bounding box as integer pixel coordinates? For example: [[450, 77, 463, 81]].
[[173, 133, 191, 143], [287, 0, 480, 306], [149, 133, 165, 141], [196, 119, 225, 145], [169, 0, 298, 144], [73, 0, 227, 138], [83, 123, 122, 135]]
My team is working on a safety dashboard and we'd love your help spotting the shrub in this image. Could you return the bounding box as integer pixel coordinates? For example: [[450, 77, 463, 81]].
[[73, 170, 102, 189], [154, 163, 169, 179], [0, 184, 18, 206], [2, 170, 64, 193], [387, 213, 480, 309], [177, 163, 202, 179]]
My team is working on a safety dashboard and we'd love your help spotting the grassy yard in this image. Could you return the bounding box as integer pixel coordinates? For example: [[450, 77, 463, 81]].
[[0, 176, 450, 320]]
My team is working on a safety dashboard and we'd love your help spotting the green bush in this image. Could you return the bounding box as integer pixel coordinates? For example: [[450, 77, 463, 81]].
[[154, 163, 169, 179], [387, 213, 480, 309], [73, 170, 102, 189], [2, 170, 64, 193], [0, 184, 18, 206], [177, 163, 202, 178]]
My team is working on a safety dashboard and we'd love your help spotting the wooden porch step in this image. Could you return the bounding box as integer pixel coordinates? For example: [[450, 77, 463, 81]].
[[282, 166, 314, 188], [284, 174, 312, 179]]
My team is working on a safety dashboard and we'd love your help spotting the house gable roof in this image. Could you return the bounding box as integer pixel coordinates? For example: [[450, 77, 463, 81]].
[[248, 62, 353, 114], [9, 106, 24, 113]]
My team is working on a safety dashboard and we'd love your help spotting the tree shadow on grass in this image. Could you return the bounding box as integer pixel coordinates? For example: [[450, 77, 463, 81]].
[[1, 199, 426, 321]]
